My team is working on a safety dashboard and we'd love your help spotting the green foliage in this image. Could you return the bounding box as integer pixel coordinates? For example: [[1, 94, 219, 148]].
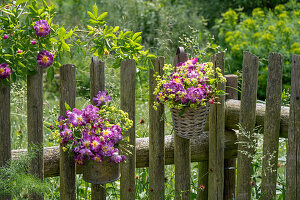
[[0, 146, 50, 199], [216, 0, 300, 99]]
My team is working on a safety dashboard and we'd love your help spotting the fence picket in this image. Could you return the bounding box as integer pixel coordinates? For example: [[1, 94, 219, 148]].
[[59, 64, 76, 200], [208, 52, 225, 200], [286, 54, 300, 200], [90, 56, 106, 200], [261, 53, 283, 199], [120, 59, 136, 200], [236, 52, 259, 200], [224, 74, 238, 200], [197, 161, 208, 200], [27, 67, 44, 200], [149, 57, 165, 199], [0, 82, 11, 200], [173, 47, 190, 200]]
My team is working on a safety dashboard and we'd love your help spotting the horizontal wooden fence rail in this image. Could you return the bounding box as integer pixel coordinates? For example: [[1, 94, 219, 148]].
[[12, 131, 237, 178]]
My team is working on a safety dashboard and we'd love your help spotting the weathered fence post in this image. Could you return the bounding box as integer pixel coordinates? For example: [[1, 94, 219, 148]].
[[27, 67, 44, 200], [173, 47, 190, 200], [0, 81, 11, 200], [60, 64, 76, 200], [197, 161, 208, 200], [120, 59, 136, 200], [224, 74, 238, 200], [286, 54, 300, 200], [261, 53, 283, 199], [90, 56, 106, 200], [236, 52, 259, 200], [149, 57, 165, 200], [208, 52, 225, 200]]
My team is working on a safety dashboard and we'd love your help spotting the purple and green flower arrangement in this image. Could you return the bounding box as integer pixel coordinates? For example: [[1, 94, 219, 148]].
[[53, 91, 133, 165], [153, 57, 226, 110]]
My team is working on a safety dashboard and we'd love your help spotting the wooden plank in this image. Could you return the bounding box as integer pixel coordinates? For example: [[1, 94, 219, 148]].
[[208, 52, 225, 200], [261, 53, 283, 199], [286, 54, 300, 200], [197, 161, 208, 200], [12, 130, 238, 177], [60, 64, 76, 200], [120, 59, 136, 200], [225, 99, 289, 138], [236, 52, 259, 200], [149, 57, 165, 199], [0, 82, 11, 200], [173, 47, 190, 200], [90, 56, 106, 200], [224, 74, 238, 200], [27, 67, 44, 200]]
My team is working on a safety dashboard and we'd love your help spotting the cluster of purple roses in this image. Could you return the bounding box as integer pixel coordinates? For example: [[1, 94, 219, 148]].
[[155, 57, 214, 108], [58, 91, 126, 165], [0, 20, 53, 80]]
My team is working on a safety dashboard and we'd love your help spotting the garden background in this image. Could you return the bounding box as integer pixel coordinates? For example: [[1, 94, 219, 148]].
[[2, 0, 300, 199]]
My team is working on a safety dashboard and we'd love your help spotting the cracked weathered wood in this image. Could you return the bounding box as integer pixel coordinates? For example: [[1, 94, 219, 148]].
[[149, 57, 165, 200], [120, 59, 136, 200], [60, 64, 76, 200], [224, 74, 238, 200], [208, 52, 225, 200], [286, 54, 300, 200], [0, 82, 11, 200], [90, 56, 106, 200], [261, 53, 283, 200], [27, 67, 44, 200], [236, 52, 259, 200]]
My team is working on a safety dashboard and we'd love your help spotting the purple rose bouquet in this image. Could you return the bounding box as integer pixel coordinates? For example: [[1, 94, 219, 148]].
[[153, 57, 226, 110], [54, 91, 133, 165]]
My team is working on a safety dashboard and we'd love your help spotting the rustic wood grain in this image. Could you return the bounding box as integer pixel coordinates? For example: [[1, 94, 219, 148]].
[[286, 54, 300, 200], [197, 161, 208, 200], [173, 47, 191, 200], [208, 52, 225, 200], [27, 67, 44, 200], [236, 52, 259, 200], [149, 57, 165, 200], [0, 82, 11, 200], [60, 64, 76, 200], [90, 56, 106, 200], [120, 59, 136, 200], [261, 53, 283, 199], [224, 74, 238, 200]]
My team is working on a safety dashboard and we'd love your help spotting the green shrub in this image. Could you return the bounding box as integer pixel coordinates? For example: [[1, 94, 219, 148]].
[[216, 0, 300, 99]]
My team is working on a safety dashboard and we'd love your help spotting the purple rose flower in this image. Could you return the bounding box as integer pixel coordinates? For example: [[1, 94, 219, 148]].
[[37, 50, 54, 68], [74, 155, 85, 165], [187, 87, 205, 103], [93, 91, 112, 107], [110, 152, 126, 163], [34, 20, 50, 37], [0, 63, 11, 79], [82, 104, 99, 123]]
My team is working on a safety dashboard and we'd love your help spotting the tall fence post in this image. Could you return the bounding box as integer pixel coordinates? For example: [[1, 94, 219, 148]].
[[120, 59, 136, 200], [197, 161, 208, 200], [236, 52, 259, 200], [286, 54, 300, 200], [60, 64, 76, 200], [261, 53, 283, 199], [0, 81, 11, 200], [27, 67, 44, 200], [173, 47, 190, 200], [224, 74, 238, 200], [149, 57, 165, 199], [208, 52, 225, 200], [90, 56, 106, 200]]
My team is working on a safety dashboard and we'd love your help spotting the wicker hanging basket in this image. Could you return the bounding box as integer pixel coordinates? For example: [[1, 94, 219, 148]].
[[170, 105, 210, 139], [82, 159, 120, 184]]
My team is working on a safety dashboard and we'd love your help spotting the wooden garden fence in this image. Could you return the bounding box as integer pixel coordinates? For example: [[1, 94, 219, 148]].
[[0, 48, 300, 200]]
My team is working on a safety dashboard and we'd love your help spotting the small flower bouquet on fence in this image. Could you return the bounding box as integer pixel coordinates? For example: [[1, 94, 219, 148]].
[[153, 57, 226, 139], [53, 91, 133, 184]]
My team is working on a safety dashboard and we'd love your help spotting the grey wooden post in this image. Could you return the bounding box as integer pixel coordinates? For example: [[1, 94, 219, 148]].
[[27, 67, 44, 200], [60, 64, 76, 200]]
